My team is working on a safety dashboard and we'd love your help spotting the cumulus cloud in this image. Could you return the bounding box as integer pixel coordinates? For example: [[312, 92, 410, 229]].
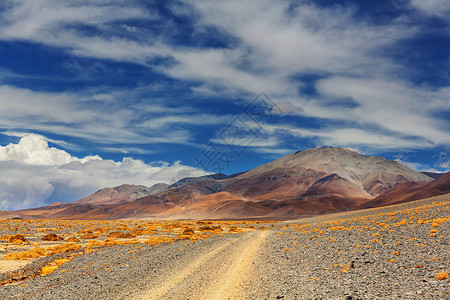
[[0, 134, 100, 165], [0, 134, 209, 210]]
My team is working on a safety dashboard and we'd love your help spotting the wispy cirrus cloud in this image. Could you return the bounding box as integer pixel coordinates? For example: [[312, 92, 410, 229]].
[[0, 85, 225, 150], [410, 0, 450, 19], [0, 0, 448, 159]]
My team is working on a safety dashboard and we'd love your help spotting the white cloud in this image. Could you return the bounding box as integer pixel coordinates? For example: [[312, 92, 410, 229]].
[[394, 158, 422, 171], [314, 77, 450, 145], [410, 0, 450, 19], [0, 134, 100, 165], [170, 1, 449, 151], [0, 0, 448, 155], [0, 85, 218, 148], [185, 0, 415, 83], [0, 134, 209, 210], [435, 149, 450, 170], [211, 136, 281, 148], [0, 0, 163, 63], [258, 123, 434, 151], [138, 113, 229, 130], [251, 147, 294, 155], [3, 131, 78, 150]]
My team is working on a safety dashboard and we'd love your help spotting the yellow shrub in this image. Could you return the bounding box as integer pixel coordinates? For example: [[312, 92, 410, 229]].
[[4, 247, 46, 260], [41, 266, 58, 276], [40, 258, 70, 276], [46, 243, 81, 255], [436, 271, 448, 280]]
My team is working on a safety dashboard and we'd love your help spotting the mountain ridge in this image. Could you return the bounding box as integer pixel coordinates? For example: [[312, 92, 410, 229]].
[[0, 147, 440, 220]]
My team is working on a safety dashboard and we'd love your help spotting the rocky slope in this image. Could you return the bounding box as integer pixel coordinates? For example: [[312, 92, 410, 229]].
[[0, 147, 437, 220], [74, 184, 169, 206], [360, 171, 450, 208]]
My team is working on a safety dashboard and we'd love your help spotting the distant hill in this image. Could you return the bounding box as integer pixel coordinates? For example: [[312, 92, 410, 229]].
[[74, 183, 169, 205], [169, 172, 245, 188], [1, 147, 437, 220], [421, 172, 445, 179], [360, 172, 450, 208]]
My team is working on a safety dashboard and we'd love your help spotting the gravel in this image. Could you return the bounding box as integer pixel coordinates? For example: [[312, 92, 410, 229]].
[[246, 194, 449, 300], [0, 194, 448, 299]]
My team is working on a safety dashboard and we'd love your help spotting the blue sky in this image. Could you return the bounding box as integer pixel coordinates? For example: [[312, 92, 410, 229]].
[[0, 0, 449, 210]]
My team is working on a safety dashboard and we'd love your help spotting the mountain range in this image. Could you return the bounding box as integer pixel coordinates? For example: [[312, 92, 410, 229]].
[[2, 147, 448, 220]]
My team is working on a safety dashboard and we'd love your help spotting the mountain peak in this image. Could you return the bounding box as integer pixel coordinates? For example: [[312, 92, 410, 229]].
[[293, 146, 363, 158], [75, 183, 169, 206], [242, 146, 431, 197]]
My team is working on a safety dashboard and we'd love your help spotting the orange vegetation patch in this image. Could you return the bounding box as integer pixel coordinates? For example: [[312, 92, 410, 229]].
[[4, 243, 83, 260], [182, 228, 195, 235], [4, 247, 46, 260], [46, 243, 82, 255], [436, 271, 448, 280], [8, 234, 29, 244], [42, 233, 64, 241], [0, 218, 272, 266], [106, 231, 136, 238], [41, 258, 70, 276], [66, 237, 80, 242], [80, 233, 98, 239]]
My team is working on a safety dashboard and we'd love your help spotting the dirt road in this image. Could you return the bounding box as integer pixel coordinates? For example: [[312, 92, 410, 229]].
[[131, 230, 268, 300]]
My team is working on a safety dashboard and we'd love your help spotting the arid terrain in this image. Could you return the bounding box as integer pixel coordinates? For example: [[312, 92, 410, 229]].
[[3, 147, 446, 221], [0, 193, 448, 299], [1, 0, 448, 298]]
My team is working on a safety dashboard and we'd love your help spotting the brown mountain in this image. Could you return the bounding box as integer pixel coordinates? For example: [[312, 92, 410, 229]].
[[359, 172, 450, 208], [0, 147, 436, 220], [207, 147, 431, 215], [75, 183, 169, 205]]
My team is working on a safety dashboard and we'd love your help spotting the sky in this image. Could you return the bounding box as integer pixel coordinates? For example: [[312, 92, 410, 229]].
[[0, 0, 449, 210]]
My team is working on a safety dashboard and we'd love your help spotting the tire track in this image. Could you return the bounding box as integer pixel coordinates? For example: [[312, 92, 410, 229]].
[[202, 230, 268, 300], [132, 231, 267, 300], [132, 241, 232, 300]]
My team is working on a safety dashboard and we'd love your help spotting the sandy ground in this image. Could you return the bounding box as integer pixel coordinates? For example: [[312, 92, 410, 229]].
[[0, 260, 29, 273]]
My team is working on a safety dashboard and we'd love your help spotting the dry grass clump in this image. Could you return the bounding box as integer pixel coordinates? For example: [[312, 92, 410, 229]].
[[0, 234, 11, 241], [4, 247, 46, 260], [41, 258, 70, 276], [42, 233, 64, 241], [182, 228, 195, 235], [0, 218, 271, 265], [8, 234, 29, 244], [4, 243, 81, 260], [227, 226, 242, 233], [436, 271, 448, 280], [66, 236, 80, 242], [46, 243, 82, 255], [106, 231, 136, 238], [145, 236, 173, 246], [198, 226, 215, 232], [199, 225, 222, 233], [80, 233, 98, 239]]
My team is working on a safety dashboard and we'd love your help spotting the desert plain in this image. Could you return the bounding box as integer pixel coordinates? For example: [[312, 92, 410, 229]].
[[0, 194, 448, 300]]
